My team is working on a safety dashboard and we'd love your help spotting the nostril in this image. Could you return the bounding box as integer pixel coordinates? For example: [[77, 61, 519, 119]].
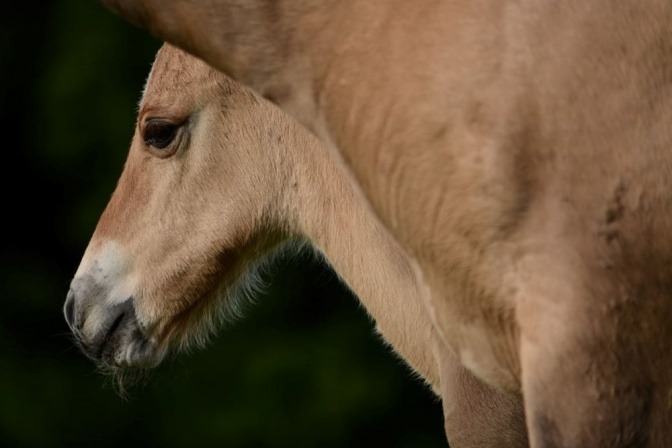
[[64, 289, 76, 330]]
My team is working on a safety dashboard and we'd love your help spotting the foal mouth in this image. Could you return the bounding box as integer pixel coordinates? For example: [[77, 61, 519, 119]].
[[70, 296, 166, 369], [91, 305, 130, 361]]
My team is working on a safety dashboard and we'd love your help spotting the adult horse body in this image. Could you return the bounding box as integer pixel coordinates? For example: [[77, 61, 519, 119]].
[[84, 1, 672, 446]]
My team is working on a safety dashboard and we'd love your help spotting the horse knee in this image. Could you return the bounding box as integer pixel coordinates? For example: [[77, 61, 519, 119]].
[[440, 353, 528, 447]]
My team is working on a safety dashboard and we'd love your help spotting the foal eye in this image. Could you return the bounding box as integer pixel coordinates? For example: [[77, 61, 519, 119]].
[[143, 119, 179, 150]]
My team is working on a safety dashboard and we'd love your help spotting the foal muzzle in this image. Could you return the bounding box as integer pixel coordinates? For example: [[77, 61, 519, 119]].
[[64, 278, 165, 369]]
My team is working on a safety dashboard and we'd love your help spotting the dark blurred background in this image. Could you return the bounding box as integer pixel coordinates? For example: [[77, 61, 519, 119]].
[[0, 2, 444, 446]]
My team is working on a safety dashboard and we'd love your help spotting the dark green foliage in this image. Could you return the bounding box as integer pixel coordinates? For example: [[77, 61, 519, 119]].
[[0, 2, 445, 446]]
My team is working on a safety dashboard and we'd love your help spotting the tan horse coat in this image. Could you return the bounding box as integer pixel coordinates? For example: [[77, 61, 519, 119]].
[[87, 1, 672, 446]]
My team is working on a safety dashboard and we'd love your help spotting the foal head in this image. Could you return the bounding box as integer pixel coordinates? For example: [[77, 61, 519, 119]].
[[64, 44, 304, 372]]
